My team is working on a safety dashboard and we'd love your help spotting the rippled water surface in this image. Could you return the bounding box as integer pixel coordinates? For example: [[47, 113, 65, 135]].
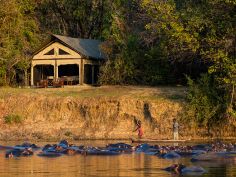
[[0, 141, 236, 177]]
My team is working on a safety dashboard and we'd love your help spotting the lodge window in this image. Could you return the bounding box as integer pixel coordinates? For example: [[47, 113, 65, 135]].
[[44, 49, 54, 55], [59, 49, 70, 55]]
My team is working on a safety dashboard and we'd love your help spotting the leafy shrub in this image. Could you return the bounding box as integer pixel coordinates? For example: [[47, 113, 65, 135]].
[[4, 114, 24, 124], [0, 66, 6, 86], [183, 74, 227, 131], [64, 131, 72, 137]]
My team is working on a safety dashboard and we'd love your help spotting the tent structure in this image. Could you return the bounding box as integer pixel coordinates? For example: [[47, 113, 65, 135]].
[[31, 34, 104, 86]]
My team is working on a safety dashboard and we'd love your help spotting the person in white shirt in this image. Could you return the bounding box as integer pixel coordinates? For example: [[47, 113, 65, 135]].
[[173, 119, 179, 140]]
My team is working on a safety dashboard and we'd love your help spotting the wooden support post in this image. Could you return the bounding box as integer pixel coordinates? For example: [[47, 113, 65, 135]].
[[31, 64, 34, 86], [79, 59, 84, 85], [54, 60, 58, 81]]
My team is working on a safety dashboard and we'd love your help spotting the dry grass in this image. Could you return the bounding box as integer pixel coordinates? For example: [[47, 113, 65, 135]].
[[0, 85, 190, 141], [0, 85, 235, 140], [0, 85, 187, 101]]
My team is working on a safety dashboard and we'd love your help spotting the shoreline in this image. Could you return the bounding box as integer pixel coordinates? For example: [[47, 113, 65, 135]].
[[1, 137, 236, 143]]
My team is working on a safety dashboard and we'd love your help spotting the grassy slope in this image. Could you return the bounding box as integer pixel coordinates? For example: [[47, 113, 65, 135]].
[[1, 85, 235, 140], [0, 85, 186, 101], [0, 85, 188, 140]]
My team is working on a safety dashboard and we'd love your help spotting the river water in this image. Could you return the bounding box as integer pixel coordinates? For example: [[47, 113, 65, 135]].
[[0, 140, 236, 177]]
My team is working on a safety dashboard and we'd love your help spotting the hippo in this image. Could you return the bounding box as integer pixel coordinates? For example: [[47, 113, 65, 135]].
[[159, 151, 181, 159], [58, 140, 69, 148], [41, 141, 82, 156], [175, 151, 195, 156], [175, 149, 206, 157], [64, 148, 77, 155], [82, 147, 120, 156], [135, 144, 151, 153], [192, 151, 236, 162], [192, 144, 212, 151], [5, 148, 33, 158], [15, 142, 40, 150], [42, 144, 53, 151], [164, 164, 206, 175], [106, 143, 133, 149], [144, 148, 159, 155], [106, 143, 134, 153], [37, 151, 62, 157]]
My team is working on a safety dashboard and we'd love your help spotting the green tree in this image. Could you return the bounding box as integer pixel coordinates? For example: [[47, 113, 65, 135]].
[[39, 0, 114, 39], [0, 0, 40, 86], [142, 0, 236, 127], [99, 0, 145, 84]]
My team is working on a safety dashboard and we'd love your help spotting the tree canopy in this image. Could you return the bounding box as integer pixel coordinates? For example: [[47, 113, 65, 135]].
[[0, 0, 235, 127]]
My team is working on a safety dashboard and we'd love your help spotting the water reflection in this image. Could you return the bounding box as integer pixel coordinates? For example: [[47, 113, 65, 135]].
[[0, 141, 236, 177]]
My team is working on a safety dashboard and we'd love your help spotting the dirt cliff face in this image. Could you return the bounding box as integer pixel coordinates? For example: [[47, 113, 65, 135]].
[[0, 86, 235, 141], [0, 93, 183, 140]]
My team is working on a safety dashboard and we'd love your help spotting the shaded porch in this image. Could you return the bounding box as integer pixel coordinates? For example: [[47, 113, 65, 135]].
[[31, 62, 100, 87]]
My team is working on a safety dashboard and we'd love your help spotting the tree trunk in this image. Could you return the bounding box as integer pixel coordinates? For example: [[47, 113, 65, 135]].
[[230, 84, 235, 108], [24, 69, 28, 86]]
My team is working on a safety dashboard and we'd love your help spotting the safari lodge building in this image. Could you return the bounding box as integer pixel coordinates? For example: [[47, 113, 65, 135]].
[[31, 34, 104, 87]]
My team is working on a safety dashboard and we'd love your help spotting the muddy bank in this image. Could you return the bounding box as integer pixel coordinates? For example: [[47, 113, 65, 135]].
[[0, 87, 235, 141]]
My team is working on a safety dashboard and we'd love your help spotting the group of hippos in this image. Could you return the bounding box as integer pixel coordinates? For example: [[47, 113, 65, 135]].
[[1, 140, 236, 175]]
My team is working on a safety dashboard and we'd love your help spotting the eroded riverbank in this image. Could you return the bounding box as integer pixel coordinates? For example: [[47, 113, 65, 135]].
[[0, 86, 235, 141]]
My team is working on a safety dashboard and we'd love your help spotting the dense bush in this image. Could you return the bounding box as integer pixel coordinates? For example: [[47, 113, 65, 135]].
[[183, 74, 228, 131]]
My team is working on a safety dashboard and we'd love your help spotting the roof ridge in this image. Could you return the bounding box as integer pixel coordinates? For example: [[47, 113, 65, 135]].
[[51, 34, 104, 59], [52, 34, 101, 42]]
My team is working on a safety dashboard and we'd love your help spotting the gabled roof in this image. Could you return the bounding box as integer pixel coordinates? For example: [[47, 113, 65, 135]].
[[35, 34, 105, 60]]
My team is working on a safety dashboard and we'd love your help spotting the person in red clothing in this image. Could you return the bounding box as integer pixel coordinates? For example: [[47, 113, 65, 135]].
[[134, 120, 143, 139]]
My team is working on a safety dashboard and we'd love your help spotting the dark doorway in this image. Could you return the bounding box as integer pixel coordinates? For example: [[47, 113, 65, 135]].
[[34, 65, 54, 85], [58, 64, 79, 77], [58, 64, 79, 85], [84, 64, 100, 84], [84, 64, 92, 84], [15, 69, 24, 86], [94, 65, 99, 84]]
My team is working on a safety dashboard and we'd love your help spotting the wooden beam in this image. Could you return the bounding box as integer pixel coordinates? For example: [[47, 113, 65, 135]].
[[55, 59, 58, 81], [79, 59, 84, 85], [31, 64, 34, 86]]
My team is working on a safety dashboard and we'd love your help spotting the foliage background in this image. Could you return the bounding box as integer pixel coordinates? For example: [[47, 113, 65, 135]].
[[0, 0, 235, 129]]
